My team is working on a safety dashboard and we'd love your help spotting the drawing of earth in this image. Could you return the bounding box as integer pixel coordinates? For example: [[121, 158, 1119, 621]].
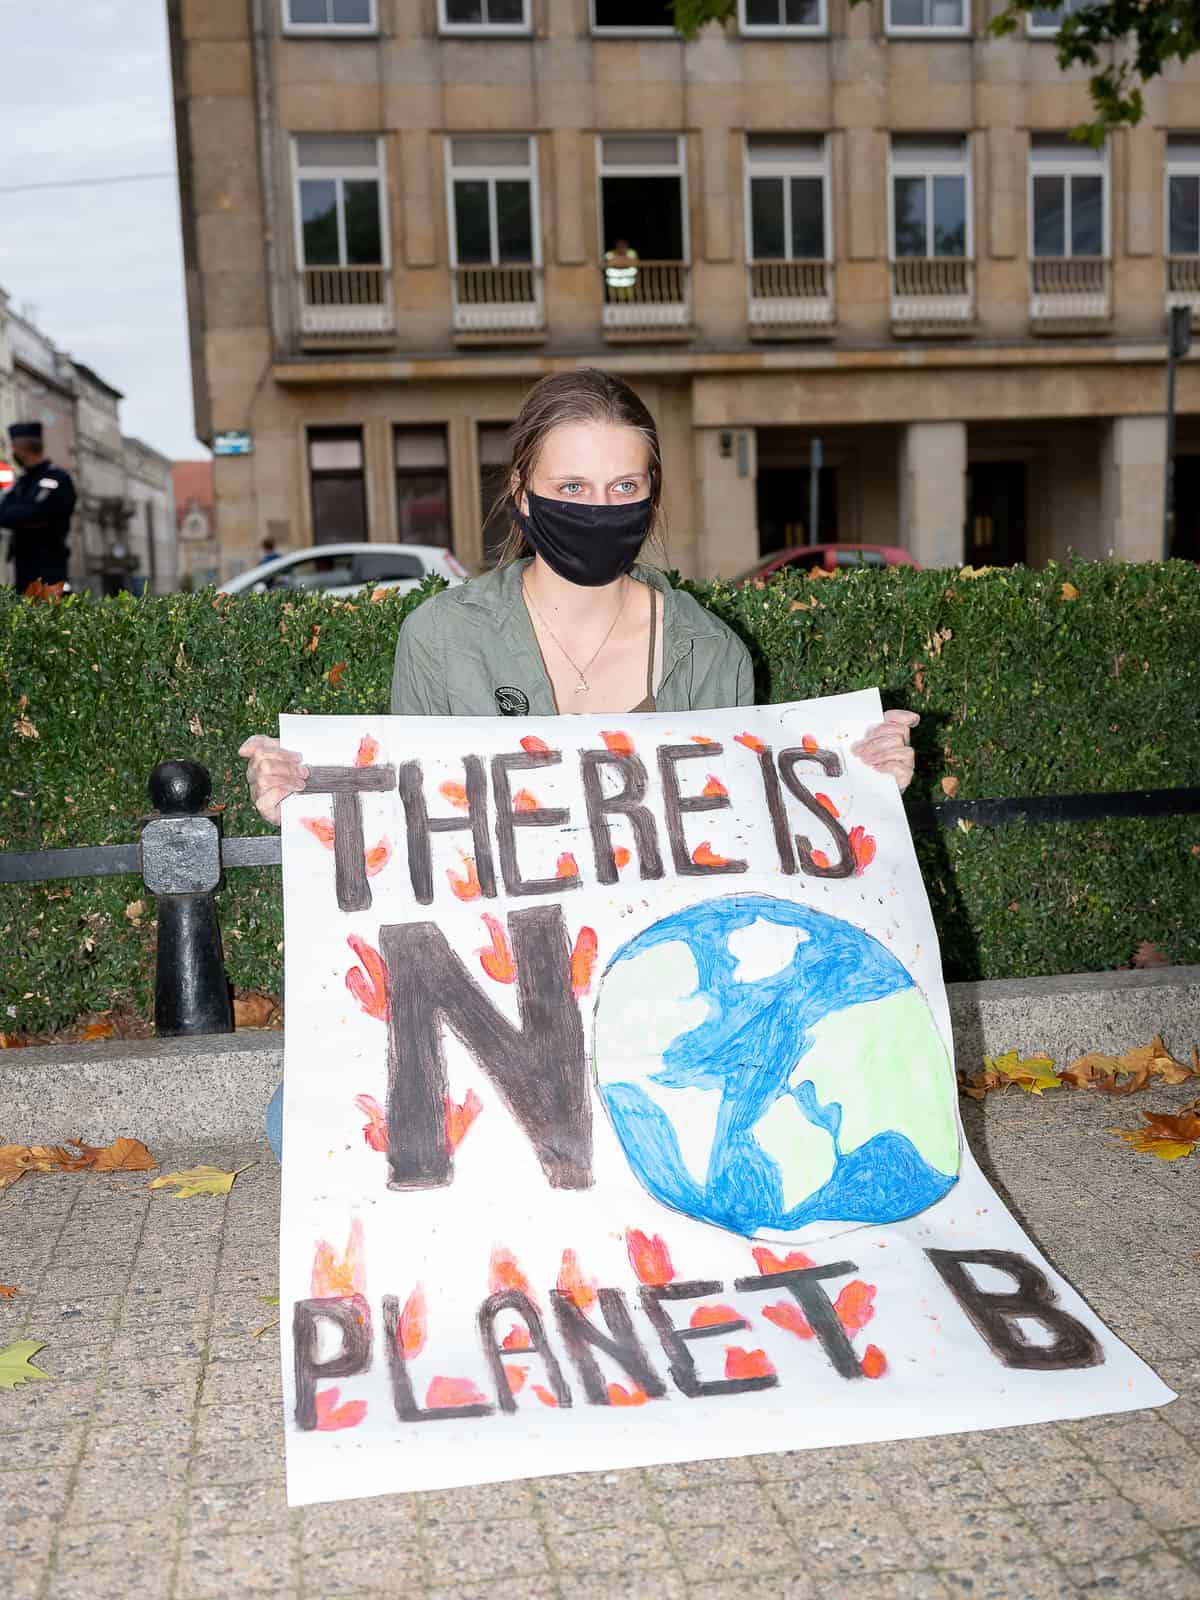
[[593, 894, 959, 1238]]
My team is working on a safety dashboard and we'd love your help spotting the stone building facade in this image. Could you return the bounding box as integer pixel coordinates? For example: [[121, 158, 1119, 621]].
[[124, 436, 180, 594], [172, 458, 222, 588], [168, 0, 1200, 579]]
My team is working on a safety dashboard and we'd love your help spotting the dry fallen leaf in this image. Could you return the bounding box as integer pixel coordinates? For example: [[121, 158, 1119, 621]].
[[80, 1020, 114, 1041], [76, 1137, 157, 1173], [1131, 941, 1169, 969], [327, 660, 347, 686], [0, 1136, 156, 1191], [1060, 581, 1080, 601], [232, 992, 276, 1029], [0, 1340, 51, 1390], [1109, 1110, 1200, 1162], [149, 1164, 251, 1198], [957, 565, 996, 579], [304, 624, 321, 655], [940, 775, 960, 799], [0, 1285, 19, 1300], [124, 899, 145, 927], [987, 1050, 1061, 1096]]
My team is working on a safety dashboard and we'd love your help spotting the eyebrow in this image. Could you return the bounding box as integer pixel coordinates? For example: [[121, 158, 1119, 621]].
[[544, 469, 649, 482]]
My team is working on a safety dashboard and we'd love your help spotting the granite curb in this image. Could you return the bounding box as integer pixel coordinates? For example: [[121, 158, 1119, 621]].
[[3, 964, 1199, 1145]]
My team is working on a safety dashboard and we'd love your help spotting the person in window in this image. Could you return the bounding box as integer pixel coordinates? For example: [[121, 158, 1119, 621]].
[[260, 537, 282, 563], [239, 369, 918, 1157], [0, 422, 76, 593], [603, 238, 640, 300]]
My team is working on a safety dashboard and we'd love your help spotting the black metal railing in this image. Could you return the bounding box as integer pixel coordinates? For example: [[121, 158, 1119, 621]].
[[1, 762, 1197, 1039]]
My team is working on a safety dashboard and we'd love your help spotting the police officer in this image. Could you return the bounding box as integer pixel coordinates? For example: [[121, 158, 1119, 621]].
[[0, 421, 76, 592]]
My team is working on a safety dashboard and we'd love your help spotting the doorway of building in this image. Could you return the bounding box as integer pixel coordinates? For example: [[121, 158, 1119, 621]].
[[1172, 454, 1200, 560], [756, 465, 837, 555], [965, 461, 1027, 566]]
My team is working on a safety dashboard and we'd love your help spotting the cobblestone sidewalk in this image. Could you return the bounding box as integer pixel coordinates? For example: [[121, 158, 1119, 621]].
[[2, 1086, 1198, 1600]]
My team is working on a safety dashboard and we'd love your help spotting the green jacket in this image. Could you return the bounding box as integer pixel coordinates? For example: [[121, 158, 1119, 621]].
[[390, 560, 753, 717]]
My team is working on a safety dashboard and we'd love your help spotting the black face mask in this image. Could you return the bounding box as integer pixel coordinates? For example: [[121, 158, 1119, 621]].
[[515, 490, 651, 588]]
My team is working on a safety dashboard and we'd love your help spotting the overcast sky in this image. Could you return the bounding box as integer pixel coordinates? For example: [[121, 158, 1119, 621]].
[[2, 0, 206, 463]]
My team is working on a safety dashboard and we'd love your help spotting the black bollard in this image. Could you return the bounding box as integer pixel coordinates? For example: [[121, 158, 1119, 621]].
[[142, 760, 234, 1037]]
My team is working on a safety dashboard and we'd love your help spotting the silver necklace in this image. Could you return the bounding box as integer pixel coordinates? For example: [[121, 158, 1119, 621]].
[[523, 576, 629, 695]]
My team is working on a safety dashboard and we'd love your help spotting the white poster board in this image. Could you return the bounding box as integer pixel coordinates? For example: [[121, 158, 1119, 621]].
[[278, 693, 1172, 1507]]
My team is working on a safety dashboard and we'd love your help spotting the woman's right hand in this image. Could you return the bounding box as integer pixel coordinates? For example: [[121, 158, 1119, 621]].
[[238, 735, 309, 826]]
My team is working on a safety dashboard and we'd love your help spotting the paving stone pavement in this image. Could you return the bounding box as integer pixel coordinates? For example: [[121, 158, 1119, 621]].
[[2, 1083, 1198, 1600]]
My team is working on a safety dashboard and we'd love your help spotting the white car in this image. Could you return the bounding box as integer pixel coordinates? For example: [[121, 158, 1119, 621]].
[[217, 542, 468, 598]]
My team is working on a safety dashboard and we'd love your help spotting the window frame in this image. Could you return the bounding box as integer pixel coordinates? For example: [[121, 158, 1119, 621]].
[[596, 133, 691, 264], [291, 136, 389, 272], [306, 425, 369, 547], [743, 136, 831, 264], [737, 0, 828, 39], [393, 425, 453, 551], [590, 1, 678, 36], [884, 0, 970, 39], [438, 0, 532, 37], [1026, 0, 1090, 36], [1166, 137, 1200, 258], [887, 136, 973, 261], [281, 0, 378, 37], [445, 135, 542, 270], [1027, 137, 1109, 260]]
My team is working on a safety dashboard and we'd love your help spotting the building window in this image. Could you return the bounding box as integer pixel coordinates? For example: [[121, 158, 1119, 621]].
[[886, 0, 968, 33], [439, 0, 529, 31], [1168, 137, 1200, 256], [891, 137, 970, 258], [395, 428, 452, 549], [598, 135, 688, 266], [477, 425, 513, 564], [1028, 0, 1091, 33], [308, 428, 367, 544], [739, 0, 825, 35], [746, 136, 828, 261], [293, 136, 385, 271], [1029, 136, 1106, 258], [592, 1, 677, 31], [447, 137, 538, 268], [283, 0, 376, 32]]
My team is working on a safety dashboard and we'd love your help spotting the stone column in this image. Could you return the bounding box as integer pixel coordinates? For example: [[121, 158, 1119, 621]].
[[1100, 415, 1166, 561], [898, 421, 967, 568], [694, 427, 758, 580]]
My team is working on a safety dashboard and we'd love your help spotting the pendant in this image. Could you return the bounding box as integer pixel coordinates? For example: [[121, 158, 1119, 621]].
[[574, 679, 589, 694]]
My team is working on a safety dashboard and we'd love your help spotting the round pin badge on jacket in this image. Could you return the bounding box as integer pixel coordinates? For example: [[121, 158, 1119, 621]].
[[494, 686, 530, 716]]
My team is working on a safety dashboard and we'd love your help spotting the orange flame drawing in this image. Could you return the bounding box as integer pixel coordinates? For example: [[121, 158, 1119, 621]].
[[691, 842, 730, 869], [810, 849, 831, 870], [444, 1088, 483, 1152], [504, 1364, 528, 1394], [834, 1280, 876, 1335], [691, 734, 718, 746], [314, 1387, 367, 1431], [762, 1301, 813, 1339], [801, 734, 819, 753], [301, 816, 335, 848], [735, 732, 766, 754], [752, 1246, 816, 1275], [849, 825, 877, 875], [690, 1304, 740, 1329], [520, 735, 551, 754], [364, 836, 391, 877], [355, 735, 379, 768], [815, 792, 840, 819], [533, 1385, 559, 1408], [426, 1376, 487, 1409], [702, 776, 728, 800], [556, 852, 579, 879], [626, 1228, 675, 1286], [501, 1326, 532, 1352], [398, 1284, 427, 1360], [601, 730, 634, 757], [724, 1347, 775, 1381], [489, 1246, 533, 1300], [346, 935, 389, 1021], [354, 1093, 388, 1152], [607, 1383, 648, 1407], [613, 845, 631, 869], [570, 927, 598, 997], [439, 780, 469, 811], [861, 1344, 888, 1379], [311, 1217, 366, 1299], [448, 854, 482, 901], [479, 914, 516, 983], [513, 788, 539, 813], [557, 1248, 598, 1311]]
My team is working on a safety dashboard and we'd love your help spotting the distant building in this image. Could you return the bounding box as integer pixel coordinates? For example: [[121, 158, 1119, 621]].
[[124, 437, 178, 594], [171, 459, 220, 588], [0, 290, 16, 443]]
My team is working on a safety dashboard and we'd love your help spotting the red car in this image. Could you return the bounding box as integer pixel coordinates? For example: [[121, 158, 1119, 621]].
[[737, 544, 921, 582]]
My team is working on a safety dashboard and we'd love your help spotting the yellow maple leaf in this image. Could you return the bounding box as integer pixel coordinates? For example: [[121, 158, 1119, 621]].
[[1109, 1110, 1200, 1162], [0, 1340, 52, 1389], [148, 1164, 250, 1198], [984, 1049, 1061, 1096]]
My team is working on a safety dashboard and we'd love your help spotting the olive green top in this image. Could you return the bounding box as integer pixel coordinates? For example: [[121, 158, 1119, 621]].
[[390, 560, 754, 718]]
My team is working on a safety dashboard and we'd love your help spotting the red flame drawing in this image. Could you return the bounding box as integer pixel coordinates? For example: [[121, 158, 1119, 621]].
[[690, 1304, 741, 1329], [533, 1385, 559, 1407], [810, 850, 831, 870], [520, 735, 551, 754], [311, 1217, 366, 1299], [735, 732, 766, 754], [861, 1344, 888, 1379], [479, 914, 516, 983], [691, 734, 718, 746], [570, 927, 598, 997], [752, 1246, 816, 1275], [398, 1285, 427, 1360], [607, 1383, 648, 1407], [557, 1248, 598, 1311], [355, 735, 379, 768], [301, 816, 335, 848], [426, 1376, 487, 1409], [489, 1246, 533, 1300], [448, 854, 482, 901], [834, 1280, 876, 1334], [501, 1326, 532, 1352], [445, 1088, 483, 1152], [364, 836, 391, 877], [691, 842, 731, 869], [626, 1229, 675, 1286], [725, 1347, 775, 1381], [439, 780, 469, 811], [513, 788, 539, 813], [762, 1301, 813, 1339], [849, 825, 877, 874], [354, 1093, 388, 1152], [613, 845, 631, 869], [556, 852, 579, 879], [702, 776, 728, 800], [815, 792, 840, 819], [314, 1387, 367, 1431], [801, 734, 819, 753], [346, 935, 389, 1021], [601, 730, 634, 757], [504, 1364, 528, 1394]]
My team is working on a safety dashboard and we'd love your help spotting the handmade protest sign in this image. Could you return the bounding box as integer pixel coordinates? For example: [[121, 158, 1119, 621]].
[[278, 691, 1172, 1507]]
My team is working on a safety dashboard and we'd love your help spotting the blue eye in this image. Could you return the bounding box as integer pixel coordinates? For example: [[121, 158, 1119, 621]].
[[559, 482, 583, 495]]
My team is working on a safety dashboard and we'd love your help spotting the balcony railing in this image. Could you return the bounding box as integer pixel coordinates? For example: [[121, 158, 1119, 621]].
[[452, 265, 545, 337], [890, 258, 975, 333], [1029, 258, 1111, 330], [1167, 256, 1200, 324], [747, 260, 835, 336], [601, 261, 691, 334], [298, 266, 395, 343]]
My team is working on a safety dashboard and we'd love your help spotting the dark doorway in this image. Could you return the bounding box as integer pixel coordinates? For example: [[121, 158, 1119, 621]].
[[1172, 454, 1200, 560], [600, 178, 684, 260], [756, 465, 837, 556], [966, 461, 1027, 566]]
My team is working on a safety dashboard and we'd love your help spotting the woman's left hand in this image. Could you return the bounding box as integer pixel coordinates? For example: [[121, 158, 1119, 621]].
[[851, 709, 920, 793]]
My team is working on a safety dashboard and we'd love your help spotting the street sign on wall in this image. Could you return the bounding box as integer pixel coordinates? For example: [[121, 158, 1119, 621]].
[[212, 431, 253, 457], [0, 461, 15, 492]]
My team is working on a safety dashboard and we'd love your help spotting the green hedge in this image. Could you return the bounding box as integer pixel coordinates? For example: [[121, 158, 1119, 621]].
[[2, 561, 1198, 1034]]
